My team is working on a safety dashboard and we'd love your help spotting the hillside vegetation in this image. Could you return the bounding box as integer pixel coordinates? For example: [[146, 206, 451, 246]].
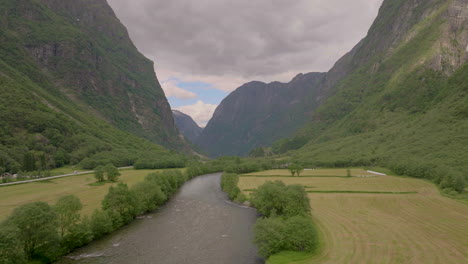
[[275, 0, 468, 189], [0, 0, 186, 174]]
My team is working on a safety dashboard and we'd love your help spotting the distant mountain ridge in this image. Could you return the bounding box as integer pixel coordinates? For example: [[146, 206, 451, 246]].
[[172, 110, 202, 143], [195, 72, 326, 156]]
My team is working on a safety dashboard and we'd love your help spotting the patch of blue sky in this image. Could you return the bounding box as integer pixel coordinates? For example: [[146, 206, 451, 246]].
[[167, 79, 228, 108]]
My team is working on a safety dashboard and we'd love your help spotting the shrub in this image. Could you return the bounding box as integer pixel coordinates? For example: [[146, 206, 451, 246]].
[[102, 183, 139, 225], [61, 216, 93, 251], [221, 173, 241, 200], [131, 181, 166, 213], [105, 164, 120, 182], [251, 181, 310, 217], [90, 209, 113, 239], [5, 202, 60, 261], [0, 224, 27, 264], [94, 165, 105, 182], [254, 216, 318, 258]]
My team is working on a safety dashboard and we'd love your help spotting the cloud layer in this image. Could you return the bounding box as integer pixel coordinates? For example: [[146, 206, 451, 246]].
[[175, 101, 217, 127], [107, 0, 383, 125], [161, 79, 197, 99], [108, 0, 383, 90]]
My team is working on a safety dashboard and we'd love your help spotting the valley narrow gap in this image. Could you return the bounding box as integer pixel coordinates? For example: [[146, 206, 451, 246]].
[[55, 173, 263, 264]]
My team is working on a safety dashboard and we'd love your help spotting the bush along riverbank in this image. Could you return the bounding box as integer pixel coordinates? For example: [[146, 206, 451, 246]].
[[220, 174, 319, 260], [0, 170, 199, 264]]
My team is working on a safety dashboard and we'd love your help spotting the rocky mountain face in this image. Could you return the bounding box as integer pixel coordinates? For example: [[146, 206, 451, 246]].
[[3, 0, 182, 149], [0, 0, 184, 173], [290, 0, 468, 175], [172, 110, 202, 143], [196, 73, 326, 156]]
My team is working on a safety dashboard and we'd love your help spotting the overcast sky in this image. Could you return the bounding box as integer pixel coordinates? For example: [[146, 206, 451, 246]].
[[107, 0, 384, 126]]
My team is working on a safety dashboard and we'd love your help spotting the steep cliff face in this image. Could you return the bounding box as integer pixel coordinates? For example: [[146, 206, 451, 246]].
[[172, 110, 202, 143], [291, 0, 468, 175], [196, 72, 326, 156], [2, 0, 181, 149], [0, 0, 184, 173]]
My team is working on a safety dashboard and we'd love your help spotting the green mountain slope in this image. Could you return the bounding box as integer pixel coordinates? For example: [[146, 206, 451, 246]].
[[288, 0, 468, 183], [1, 0, 182, 148], [0, 0, 184, 173]]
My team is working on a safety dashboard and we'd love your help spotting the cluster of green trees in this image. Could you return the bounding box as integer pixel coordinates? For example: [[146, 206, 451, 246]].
[[0, 170, 195, 264], [288, 163, 304, 176], [185, 156, 275, 177], [133, 155, 187, 170], [251, 181, 318, 258], [94, 164, 121, 182], [220, 177, 319, 259], [221, 173, 246, 203], [222, 157, 274, 174], [389, 162, 466, 193]]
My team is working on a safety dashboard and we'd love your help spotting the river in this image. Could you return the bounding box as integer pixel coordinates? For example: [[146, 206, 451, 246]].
[[56, 173, 263, 264]]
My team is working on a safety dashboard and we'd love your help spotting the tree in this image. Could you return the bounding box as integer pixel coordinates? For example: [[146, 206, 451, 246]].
[[288, 164, 297, 176], [131, 181, 166, 213], [6, 202, 59, 260], [295, 164, 304, 176], [39, 153, 47, 171], [102, 183, 139, 225], [62, 216, 93, 250], [288, 163, 303, 176], [90, 209, 113, 238], [440, 173, 466, 193], [254, 216, 318, 258], [54, 195, 83, 238], [0, 225, 27, 264], [251, 181, 310, 217], [105, 164, 120, 182], [22, 152, 36, 172], [249, 147, 265, 157], [94, 165, 105, 182], [254, 217, 286, 258]]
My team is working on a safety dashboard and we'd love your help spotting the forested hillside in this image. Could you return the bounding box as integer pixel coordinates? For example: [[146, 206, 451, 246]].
[[284, 0, 468, 186], [0, 0, 185, 174]]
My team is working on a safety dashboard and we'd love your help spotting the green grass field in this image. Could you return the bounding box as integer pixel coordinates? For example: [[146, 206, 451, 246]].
[[242, 168, 374, 177], [239, 169, 468, 264], [0, 169, 179, 221]]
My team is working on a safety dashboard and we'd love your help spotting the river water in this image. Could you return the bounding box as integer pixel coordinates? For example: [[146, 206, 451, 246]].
[[56, 173, 263, 264]]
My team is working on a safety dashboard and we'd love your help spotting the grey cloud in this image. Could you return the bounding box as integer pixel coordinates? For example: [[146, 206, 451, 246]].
[[107, 0, 383, 79]]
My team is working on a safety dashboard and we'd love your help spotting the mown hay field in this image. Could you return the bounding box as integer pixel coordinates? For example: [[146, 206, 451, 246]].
[[0, 169, 174, 221], [239, 169, 468, 264]]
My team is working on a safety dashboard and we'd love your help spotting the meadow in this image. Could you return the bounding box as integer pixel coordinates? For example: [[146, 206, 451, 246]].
[[0, 169, 175, 221], [239, 169, 468, 264]]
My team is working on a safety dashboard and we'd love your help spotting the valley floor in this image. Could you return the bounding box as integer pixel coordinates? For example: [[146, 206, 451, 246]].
[[0, 169, 176, 221], [239, 169, 468, 264]]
